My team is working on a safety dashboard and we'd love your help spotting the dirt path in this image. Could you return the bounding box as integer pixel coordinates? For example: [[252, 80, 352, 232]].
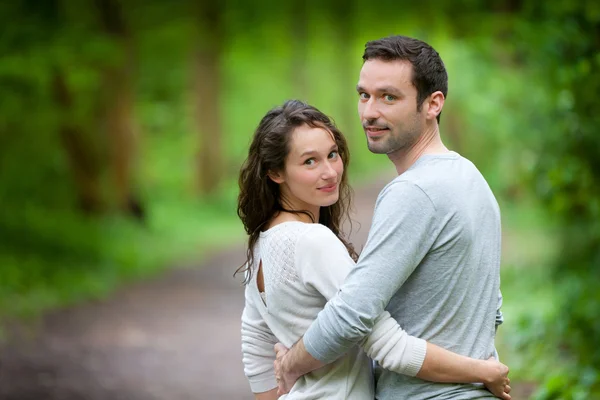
[[0, 174, 531, 399]]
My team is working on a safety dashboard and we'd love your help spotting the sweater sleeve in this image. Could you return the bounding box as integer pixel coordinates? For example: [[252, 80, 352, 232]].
[[360, 311, 427, 377], [296, 224, 427, 376], [303, 181, 439, 363], [241, 281, 278, 393]]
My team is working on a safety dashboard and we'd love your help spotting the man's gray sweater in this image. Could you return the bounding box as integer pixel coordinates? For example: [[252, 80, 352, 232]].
[[304, 152, 504, 399]]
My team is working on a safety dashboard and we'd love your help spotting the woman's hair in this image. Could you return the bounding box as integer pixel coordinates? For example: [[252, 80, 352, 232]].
[[236, 100, 357, 282]]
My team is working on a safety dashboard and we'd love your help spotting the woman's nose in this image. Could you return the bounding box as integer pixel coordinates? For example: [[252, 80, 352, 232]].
[[321, 160, 338, 179]]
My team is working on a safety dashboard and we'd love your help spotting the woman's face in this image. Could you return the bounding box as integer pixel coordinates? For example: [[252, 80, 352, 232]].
[[270, 124, 344, 217]]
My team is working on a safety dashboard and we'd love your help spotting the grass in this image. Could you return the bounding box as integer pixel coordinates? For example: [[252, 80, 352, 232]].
[[0, 195, 244, 327]]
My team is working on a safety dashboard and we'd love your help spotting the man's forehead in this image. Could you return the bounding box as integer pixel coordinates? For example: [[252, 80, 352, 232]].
[[359, 59, 413, 85]]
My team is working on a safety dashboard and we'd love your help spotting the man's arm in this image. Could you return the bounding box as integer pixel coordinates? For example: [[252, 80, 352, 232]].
[[274, 339, 322, 394], [300, 183, 437, 357], [277, 182, 439, 386], [274, 219, 511, 398], [277, 315, 511, 399]]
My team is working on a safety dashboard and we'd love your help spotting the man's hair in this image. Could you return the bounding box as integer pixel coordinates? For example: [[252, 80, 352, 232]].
[[363, 35, 448, 122]]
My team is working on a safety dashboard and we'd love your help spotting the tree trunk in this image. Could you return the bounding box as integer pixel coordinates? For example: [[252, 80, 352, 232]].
[[329, 0, 356, 135], [95, 0, 144, 220], [291, 0, 309, 101], [52, 69, 104, 214], [194, 1, 223, 196]]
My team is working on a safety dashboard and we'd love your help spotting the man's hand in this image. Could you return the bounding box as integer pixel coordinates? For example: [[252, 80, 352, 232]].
[[274, 343, 300, 396], [483, 357, 511, 400]]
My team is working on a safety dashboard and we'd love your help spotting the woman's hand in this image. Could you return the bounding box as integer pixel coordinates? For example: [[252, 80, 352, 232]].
[[481, 357, 511, 399]]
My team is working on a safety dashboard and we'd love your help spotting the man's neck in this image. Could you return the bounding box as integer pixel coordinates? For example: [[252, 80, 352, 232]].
[[388, 127, 449, 176]]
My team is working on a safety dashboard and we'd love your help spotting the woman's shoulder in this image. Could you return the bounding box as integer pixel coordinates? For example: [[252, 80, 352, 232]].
[[260, 221, 342, 251], [296, 223, 344, 250], [260, 220, 312, 239]]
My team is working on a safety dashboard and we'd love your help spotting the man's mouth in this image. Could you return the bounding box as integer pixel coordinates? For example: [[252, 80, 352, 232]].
[[364, 126, 389, 137]]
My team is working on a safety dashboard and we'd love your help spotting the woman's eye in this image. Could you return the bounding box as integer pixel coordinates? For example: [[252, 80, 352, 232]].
[[328, 151, 338, 159], [304, 158, 315, 166]]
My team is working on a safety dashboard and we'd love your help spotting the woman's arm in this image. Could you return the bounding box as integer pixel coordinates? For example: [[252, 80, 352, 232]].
[[241, 279, 278, 395], [417, 343, 510, 398], [361, 311, 510, 398], [254, 388, 278, 400]]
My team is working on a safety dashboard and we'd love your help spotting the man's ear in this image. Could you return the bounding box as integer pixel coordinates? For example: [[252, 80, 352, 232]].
[[426, 91, 445, 121], [267, 170, 284, 184]]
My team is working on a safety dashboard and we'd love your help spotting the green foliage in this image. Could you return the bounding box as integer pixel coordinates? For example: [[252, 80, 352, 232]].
[[3, 3, 600, 397], [500, 1, 600, 397], [0, 0, 389, 325]]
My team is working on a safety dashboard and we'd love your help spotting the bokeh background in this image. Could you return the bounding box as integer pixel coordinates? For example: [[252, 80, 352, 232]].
[[1, 0, 599, 398]]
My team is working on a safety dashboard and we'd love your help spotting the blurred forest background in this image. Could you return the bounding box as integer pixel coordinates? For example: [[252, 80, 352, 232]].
[[0, 0, 598, 398]]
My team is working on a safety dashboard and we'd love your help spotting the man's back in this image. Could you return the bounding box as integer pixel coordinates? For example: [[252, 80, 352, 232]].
[[375, 152, 501, 399]]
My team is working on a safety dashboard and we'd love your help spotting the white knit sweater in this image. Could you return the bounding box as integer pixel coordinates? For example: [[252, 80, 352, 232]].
[[241, 221, 427, 399]]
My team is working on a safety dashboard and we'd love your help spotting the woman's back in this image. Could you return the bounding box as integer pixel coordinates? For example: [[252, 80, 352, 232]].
[[242, 221, 373, 399]]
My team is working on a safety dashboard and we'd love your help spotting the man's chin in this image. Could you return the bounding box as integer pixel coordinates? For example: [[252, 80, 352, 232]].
[[367, 143, 389, 154]]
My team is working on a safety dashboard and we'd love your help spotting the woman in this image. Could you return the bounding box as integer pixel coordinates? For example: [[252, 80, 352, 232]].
[[237, 100, 510, 400]]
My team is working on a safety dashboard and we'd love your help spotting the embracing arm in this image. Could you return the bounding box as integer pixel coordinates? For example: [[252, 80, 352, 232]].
[[241, 282, 278, 395], [302, 182, 437, 362], [361, 313, 510, 398], [277, 318, 510, 399], [281, 182, 438, 377], [278, 222, 510, 398]]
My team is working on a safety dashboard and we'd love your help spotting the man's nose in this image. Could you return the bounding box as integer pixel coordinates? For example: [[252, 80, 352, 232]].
[[361, 98, 380, 121]]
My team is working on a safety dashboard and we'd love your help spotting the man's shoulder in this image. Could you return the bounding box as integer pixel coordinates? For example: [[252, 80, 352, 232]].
[[373, 179, 437, 218], [378, 178, 431, 201]]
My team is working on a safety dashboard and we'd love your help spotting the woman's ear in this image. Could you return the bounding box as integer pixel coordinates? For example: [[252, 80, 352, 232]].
[[267, 170, 284, 184]]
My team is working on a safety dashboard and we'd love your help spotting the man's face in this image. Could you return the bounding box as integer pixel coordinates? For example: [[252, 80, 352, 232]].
[[357, 59, 426, 155]]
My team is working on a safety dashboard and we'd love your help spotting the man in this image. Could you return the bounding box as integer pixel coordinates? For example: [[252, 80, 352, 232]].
[[274, 35, 506, 399]]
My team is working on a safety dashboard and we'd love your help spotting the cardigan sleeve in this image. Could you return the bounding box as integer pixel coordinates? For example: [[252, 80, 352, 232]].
[[360, 311, 427, 377], [296, 224, 426, 376], [240, 279, 278, 393]]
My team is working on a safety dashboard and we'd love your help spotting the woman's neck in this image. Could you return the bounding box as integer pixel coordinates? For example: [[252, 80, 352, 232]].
[[266, 210, 316, 230]]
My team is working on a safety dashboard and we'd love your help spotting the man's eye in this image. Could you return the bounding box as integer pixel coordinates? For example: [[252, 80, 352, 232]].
[[384, 94, 396, 101], [359, 92, 369, 100]]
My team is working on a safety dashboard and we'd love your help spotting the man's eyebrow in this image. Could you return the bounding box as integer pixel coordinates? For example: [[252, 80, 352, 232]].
[[356, 85, 403, 96], [378, 86, 403, 96]]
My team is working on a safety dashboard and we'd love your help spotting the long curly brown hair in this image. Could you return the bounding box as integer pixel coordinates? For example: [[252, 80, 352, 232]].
[[236, 100, 358, 282]]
